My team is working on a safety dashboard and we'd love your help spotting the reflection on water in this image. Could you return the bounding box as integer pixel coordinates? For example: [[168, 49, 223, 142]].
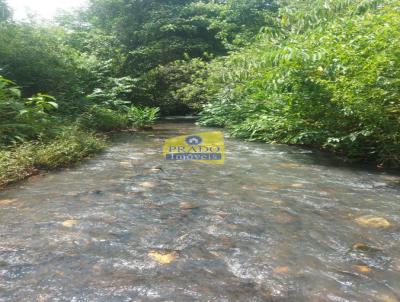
[[0, 120, 400, 301]]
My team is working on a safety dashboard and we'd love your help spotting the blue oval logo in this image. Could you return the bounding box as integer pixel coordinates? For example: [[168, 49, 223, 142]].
[[185, 135, 202, 145]]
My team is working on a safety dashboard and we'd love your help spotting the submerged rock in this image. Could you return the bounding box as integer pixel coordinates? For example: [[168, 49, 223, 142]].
[[148, 250, 178, 264], [355, 215, 391, 228], [352, 242, 383, 252], [271, 211, 297, 224], [353, 265, 372, 273], [139, 181, 156, 188], [376, 294, 400, 302], [273, 266, 290, 274], [278, 163, 302, 169], [291, 183, 304, 188], [264, 183, 285, 191], [0, 199, 17, 206], [146, 202, 161, 209], [90, 190, 103, 195], [180, 202, 199, 210], [61, 219, 78, 228]]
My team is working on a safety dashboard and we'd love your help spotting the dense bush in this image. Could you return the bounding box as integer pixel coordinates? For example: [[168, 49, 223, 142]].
[[34, 127, 107, 169], [0, 76, 59, 144], [77, 105, 160, 132], [0, 143, 36, 187], [77, 106, 129, 132], [126, 106, 160, 129], [198, 0, 400, 166], [0, 128, 106, 187]]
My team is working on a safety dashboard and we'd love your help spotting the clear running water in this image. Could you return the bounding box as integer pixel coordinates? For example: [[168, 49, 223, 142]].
[[0, 119, 400, 302]]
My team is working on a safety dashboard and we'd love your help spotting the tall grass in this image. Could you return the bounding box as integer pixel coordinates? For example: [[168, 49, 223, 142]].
[[0, 128, 106, 187]]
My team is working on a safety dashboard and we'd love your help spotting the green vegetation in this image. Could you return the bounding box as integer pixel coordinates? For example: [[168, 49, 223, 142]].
[[0, 129, 106, 187], [195, 0, 400, 167], [0, 0, 399, 188], [126, 106, 160, 129]]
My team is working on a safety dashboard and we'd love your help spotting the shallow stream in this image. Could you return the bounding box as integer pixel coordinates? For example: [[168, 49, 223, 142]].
[[1, 119, 400, 301]]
